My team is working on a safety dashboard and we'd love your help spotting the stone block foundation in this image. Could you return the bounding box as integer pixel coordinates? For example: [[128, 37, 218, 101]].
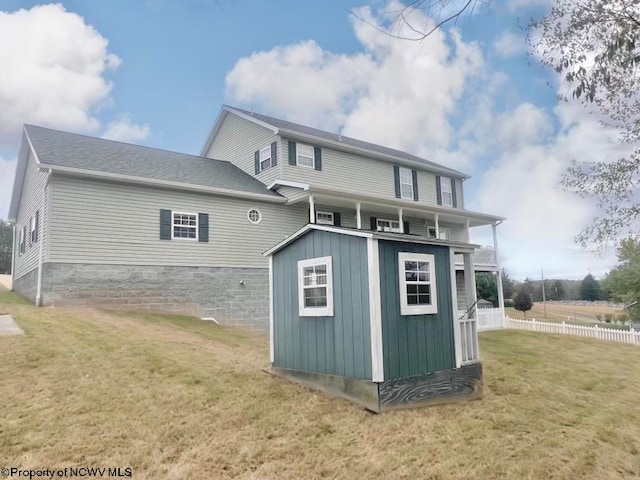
[[41, 263, 269, 330]]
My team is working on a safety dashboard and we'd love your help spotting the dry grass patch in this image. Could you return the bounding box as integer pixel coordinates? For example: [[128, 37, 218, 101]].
[[506, 303, 623, 324], [0, 291, 639, 479]]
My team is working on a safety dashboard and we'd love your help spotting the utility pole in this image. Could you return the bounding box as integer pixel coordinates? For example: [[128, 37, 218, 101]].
[[541, 268, 547, 319]]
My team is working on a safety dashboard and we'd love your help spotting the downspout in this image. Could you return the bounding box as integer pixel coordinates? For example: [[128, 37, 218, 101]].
[[35, 170, 51, 307]]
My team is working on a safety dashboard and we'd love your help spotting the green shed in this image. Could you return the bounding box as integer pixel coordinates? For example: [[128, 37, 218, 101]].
[[264, 224, 483, 412]]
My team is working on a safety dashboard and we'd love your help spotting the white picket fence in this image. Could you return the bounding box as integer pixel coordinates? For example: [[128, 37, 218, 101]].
[[505, 316, 640, 346]]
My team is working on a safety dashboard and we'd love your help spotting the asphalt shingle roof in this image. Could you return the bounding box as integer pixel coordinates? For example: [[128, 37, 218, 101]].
[[227, 106, 467, 178], [25, 125, 281, 197]]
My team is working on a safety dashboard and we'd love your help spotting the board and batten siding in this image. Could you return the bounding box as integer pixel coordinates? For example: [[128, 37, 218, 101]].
[[281, 139, 464, 210], [48, 176, 308, 268], [272, 230, 372, 380], [378, 241, 456, 379], [14, 147, 48, 279], [206, 113, 281, 186]]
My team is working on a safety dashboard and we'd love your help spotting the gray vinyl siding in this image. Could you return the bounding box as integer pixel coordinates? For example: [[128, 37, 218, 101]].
[[456, 179, 464, 209], [14, 148, 48, 279], [277, 186, 309, 203], [48, 176, 308, 267], [281, 139, 461, 209], [206, 113, 281, 186], [272, 230, 372, 380]]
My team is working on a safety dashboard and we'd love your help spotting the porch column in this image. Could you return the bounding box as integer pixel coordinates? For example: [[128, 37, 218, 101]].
[[466, 218, 470, 243], [449, 247, 462, 368], [435, 214, 440, 239], [463, 253, 477, 316], [398, 208, 404, 233], [309, 195, 315, 224], [356, 202, 362, 230], [492, 223, 506, 325]]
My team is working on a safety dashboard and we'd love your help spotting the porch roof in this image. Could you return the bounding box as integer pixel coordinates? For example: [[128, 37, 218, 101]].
[[263, 224, 479, 257], [269, 182, 505, 227]]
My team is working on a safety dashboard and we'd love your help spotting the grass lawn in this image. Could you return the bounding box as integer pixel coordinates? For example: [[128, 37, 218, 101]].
[[1, 291, 639, 480]]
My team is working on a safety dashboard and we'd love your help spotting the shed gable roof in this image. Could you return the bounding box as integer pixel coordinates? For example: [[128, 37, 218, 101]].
[[24, 125, 281, 198]]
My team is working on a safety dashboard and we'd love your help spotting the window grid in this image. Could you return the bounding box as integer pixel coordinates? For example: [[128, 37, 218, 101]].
[[296, 143, 314, 168], [441, 177, 453, 206], [316, 211, 334, 225], [398, 252, 438, 315], [399, 167, 414, 199], [377, 218, 401, 233], [259, 146, 272, 171], [302, 264, 328, 308], [247, 209, 262, 224], [172, 212, 198, 240], [404, 260, 432, 306], [298, 256, 333, 317]]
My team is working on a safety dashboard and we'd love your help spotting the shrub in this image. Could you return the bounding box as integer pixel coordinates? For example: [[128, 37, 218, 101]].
[[604, 313, 613, 323], [617, 313, 629, 325]]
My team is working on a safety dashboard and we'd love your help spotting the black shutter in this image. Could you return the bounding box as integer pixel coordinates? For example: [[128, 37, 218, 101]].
[[35, 210, 39, 243], [333, 212, 341, 226], [160, 209, 172, 240], [436, 176, 442, 205], [403, 221, 410, 234], [198, 213, 209, 242], [412, 169, 418, 201], [288, 141, 297, 165], [393, 165, 401, 198], [254, 150, 260, 174], [370, 216, 377, 231], [271, 141, 278, 166], [314, 146, 322, 171], [451, 178, 457, 208]]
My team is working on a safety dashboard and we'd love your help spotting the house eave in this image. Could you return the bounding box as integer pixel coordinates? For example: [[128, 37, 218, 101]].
[[278, 128, 470, 180], [38, 163, 287, 203]]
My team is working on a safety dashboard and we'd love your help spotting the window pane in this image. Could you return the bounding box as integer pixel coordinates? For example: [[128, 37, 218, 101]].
[[298, 144, 314, 157], [314, 274, 327, 285], [443, 192, 452, 206], [418, 294, 431, 304], [405, 271, 418, 282], [418, 284, 430, 295], [418, 272, 429, 282], [441, 177, 452, 194], [401, 184, 413, 199], [314, 264, 326, 275], [304, 287, 327, 307], [405, 261, 417, 271], [407, 284, 418, 294], [259, 147, 271, 161], [418, 262, 428, 271], [261, 159, 271, 169], [407, 294, 419, 305]]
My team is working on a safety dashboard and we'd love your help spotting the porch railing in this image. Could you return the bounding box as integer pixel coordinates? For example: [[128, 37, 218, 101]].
[[458, 304, 479, 364]]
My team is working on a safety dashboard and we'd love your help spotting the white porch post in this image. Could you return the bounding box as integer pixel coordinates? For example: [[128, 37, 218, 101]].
[[493, 223, 506, 326], [463, 251, 479, 361], [309, 195, 315, 224], [398, 208, 404, 233], [435, 214, 440, 239], [356, 202, 362, 230], [450, 247, 462, 368], [466, 218, 470, 243]]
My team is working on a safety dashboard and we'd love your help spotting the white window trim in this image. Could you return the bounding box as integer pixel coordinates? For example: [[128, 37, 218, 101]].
[[399, 167, 414, 200], [315, 211, 334, 226], [398, 252, 438, 316], [296, 143, 315, 169], [171, 211, 198, 241], [259, 146, 272, 172], [441, 176, 453, 207], [298, 256, 334, 317], [377, 218, 401, 233], [30, 216, 36, 244], [247, 209, 262, 224]]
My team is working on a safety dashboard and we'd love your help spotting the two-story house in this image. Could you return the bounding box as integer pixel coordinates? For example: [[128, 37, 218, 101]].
[[8, 105, 505, 336]]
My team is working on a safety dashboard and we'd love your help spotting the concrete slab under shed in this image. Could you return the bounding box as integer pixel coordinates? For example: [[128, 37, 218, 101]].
[[0, 315, 24, 336]]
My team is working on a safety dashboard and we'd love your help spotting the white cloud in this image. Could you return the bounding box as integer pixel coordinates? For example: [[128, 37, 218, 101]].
[[0, 157, 17, 220], [0, 4, 121, 147], [226, 2, 483, 169], [102, 115, 150, 143], [493, 30, 527, 58]]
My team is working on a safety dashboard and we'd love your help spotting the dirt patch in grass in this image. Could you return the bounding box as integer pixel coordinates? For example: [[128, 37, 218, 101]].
[[0, 291, 639, 479]]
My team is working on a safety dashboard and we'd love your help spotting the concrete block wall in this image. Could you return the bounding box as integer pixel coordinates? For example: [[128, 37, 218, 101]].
[[41, 263, 270, 330], [13, 267, 38, 303]]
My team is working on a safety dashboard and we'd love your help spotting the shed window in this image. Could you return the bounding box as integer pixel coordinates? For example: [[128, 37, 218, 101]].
[[172, 212, 198, 240], [298, 256, 334, 317], [296, 143, 315, 168], [398, 252, 438, 315]]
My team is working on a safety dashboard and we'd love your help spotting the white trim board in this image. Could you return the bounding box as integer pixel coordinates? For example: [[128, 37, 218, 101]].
[[367, 237, 384, 382]]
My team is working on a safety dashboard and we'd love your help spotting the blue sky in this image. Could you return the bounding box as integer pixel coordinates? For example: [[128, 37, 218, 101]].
[[0, 0, 622, 279]]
